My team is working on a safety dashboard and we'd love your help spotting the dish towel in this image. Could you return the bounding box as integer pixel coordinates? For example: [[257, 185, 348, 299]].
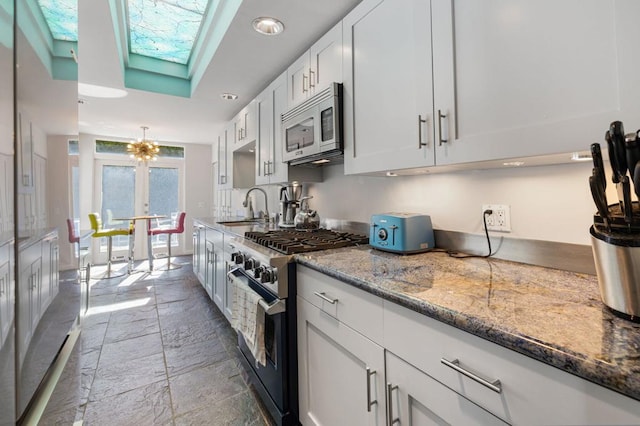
[[230, 274, 266, 367]]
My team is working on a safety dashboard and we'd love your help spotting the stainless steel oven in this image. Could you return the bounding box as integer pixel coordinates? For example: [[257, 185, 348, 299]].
[[226, 239, 298, 426]]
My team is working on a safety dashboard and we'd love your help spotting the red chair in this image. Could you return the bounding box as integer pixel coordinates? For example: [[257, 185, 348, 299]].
[[147, 212, 186, 270]]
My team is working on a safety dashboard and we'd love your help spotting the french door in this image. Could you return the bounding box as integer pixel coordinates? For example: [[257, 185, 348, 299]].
[[93, 158, 185, 264]]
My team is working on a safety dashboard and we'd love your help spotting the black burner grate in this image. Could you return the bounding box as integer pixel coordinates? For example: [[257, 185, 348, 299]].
[[244, 229, 369, 255]]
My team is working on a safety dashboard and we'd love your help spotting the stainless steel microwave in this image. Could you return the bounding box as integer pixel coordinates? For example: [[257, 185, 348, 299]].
[[281, 82, 343, 166]]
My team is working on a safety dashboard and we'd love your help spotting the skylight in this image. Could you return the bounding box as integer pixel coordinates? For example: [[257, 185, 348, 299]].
[[127, 0, 209, 65], [37, 0, 78, 41]]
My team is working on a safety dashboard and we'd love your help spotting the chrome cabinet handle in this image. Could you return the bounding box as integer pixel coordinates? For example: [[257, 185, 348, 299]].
[[314, 291, 338, 304], [418, 114, 427, 149], [366, 367, 377, 412], [309, 69, 316, 88], [437, 109, 447, 146], [386, 383, 398, 425], [302, 74, 308, 93], [441, 358, 502, 393]]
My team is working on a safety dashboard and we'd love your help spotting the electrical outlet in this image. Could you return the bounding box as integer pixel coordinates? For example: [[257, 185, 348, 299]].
[[482, 204, 511, 232]]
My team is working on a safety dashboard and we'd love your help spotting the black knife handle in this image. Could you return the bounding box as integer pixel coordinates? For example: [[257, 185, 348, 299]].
[[622, 175, 633, 224], [590, 143, 606, 190], [610, 121, 627, 179], [626, 133, 640, 183], [589, 174, 609, 223], [606, 131, 621, 184]]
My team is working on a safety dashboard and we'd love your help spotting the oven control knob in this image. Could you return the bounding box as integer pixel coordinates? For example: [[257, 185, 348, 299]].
[[254, 265, 266, 280], [232, 252, 245, 265], [244, 258, 258, 270], [260, 268, 276, 284]]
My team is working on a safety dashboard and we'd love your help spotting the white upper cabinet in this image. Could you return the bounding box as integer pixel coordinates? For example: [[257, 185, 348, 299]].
[[256, 73, 288, 185], [343, 0, 639, 174], [435, 0, 627, 166], [343, 0, 444, 174], [233, 100, 257, 147], [287, 21, 343, 108], [218, 123, 233, 190]]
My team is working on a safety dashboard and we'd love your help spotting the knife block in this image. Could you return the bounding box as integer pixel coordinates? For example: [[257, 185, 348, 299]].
[[590, 225, 640, 321]]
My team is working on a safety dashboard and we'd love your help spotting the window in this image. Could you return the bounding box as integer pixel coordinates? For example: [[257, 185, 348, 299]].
[[95, 140, 185, 159], [127, 0, 209, 64], [37, 0, 78, 42]]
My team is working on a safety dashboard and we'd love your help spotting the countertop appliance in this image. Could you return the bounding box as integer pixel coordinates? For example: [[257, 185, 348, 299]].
[[230, 228, 368, 425], [281, 82, 343, 166], [278, 181, 303, 228], [370, 213, 435, 254]]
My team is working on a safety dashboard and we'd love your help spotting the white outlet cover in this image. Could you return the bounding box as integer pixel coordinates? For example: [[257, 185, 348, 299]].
[[482, 204, 511, 232]]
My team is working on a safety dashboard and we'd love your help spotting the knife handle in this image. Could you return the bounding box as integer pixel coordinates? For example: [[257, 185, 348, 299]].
[[622, 175, 633, 224], [606, 131, 621, 184], [591, 143, 606, 190], [589, 174, 609, 223], [634, 162, 640, 200], [611, 121, 628, 178]]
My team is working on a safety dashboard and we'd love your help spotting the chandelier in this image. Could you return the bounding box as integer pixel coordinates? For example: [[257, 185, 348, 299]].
[[128, 126, 159, 163]]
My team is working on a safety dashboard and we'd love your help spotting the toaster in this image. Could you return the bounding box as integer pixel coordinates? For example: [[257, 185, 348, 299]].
[[370, 213, 435, 254]]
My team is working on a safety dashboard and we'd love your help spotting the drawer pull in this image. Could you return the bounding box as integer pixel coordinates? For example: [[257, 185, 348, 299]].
[[441, 358, 502, 393], [386, 383, 399, 425], [366, 367, 377, 412], [313, 291, 338, 304]]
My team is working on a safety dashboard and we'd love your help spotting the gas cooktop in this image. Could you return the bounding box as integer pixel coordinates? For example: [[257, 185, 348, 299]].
[[244, 229, 369, 255]]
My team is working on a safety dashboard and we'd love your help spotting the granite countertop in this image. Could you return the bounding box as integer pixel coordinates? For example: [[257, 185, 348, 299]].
[[294, 246, 640, 401]]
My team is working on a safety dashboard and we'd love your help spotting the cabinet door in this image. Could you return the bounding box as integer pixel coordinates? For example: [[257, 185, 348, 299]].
[[0, 256, 10, 345], [434, 0, 622, 165], [269, 73, 289, 184], [243, 100, 257, 144], [343, 0, 436, 175], [386, 351, 507, 426], [220, 123, 234, 190], [287, 52, 310, 108], [297, 296, 386, 426], [255, 87, 272, 185], [223, 258, 233, 321], [309, 21, 343, 95], [204, 240, 214, 299]]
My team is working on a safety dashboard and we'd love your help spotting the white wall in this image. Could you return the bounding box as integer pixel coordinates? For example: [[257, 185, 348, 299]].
[[306, 161, 603, 246]]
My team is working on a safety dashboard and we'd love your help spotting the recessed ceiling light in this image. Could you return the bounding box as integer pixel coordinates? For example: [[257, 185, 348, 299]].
[[78, 83, 128, 98], [386, 171, 398, 177], [503, 161, 525, 167], [221, 93, 238, 100], [252, 17, 284, 35]]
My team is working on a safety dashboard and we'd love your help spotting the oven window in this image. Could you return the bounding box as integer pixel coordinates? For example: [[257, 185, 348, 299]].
[[286, 117, 314, 152], [321, 107, 334, 141], [264, 314, 277, 366]]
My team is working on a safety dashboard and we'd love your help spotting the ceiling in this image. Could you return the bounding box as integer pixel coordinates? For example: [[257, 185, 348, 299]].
[[76, 0, 363, 145]]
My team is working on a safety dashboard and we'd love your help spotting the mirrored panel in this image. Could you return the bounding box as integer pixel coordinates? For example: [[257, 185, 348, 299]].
[[0, 0, 14, 424], [15, 0, 78, 420]]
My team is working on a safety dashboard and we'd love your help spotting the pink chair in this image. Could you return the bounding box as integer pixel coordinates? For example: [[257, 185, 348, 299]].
[[147, 212, 186, 270]]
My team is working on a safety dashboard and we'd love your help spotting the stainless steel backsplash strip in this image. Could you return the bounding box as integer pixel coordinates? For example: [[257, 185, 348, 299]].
[[434, 230, 596, 275]]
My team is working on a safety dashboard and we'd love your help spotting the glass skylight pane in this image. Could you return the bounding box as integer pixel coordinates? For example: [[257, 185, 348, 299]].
[[127, 0, 209, 64], [37, 0, 78, 42]]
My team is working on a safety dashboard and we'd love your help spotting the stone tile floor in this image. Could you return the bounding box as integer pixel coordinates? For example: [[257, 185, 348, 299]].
[[40, 257, 273, 425]]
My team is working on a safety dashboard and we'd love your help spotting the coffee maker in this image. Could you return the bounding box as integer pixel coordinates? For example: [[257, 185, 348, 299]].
[[279, 181, 303, 227]]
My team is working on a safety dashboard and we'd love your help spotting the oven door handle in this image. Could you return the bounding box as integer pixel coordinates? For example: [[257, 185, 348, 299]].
[[259, 298, 285, 315], [227, 269, 286, 316]]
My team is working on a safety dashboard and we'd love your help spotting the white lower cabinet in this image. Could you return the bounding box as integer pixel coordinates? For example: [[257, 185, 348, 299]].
[[297, 296, 386, 425], [297, 265, 640, 425], [386, 351, 506, 425]]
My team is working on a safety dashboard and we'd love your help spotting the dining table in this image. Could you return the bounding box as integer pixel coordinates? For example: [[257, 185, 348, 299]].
[[114, 214, 166, 273]]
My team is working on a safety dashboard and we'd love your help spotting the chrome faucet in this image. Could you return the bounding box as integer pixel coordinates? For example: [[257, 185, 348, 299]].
[[243, 187, 269, 221]]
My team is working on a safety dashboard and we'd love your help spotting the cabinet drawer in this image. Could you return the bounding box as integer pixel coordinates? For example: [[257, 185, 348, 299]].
[[383, 301, 640, 425], [297, 265, 383, 344]]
